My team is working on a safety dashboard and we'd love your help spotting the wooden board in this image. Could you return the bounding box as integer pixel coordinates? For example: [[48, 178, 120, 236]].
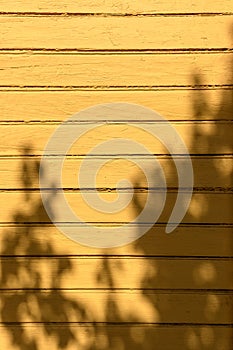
[[1, 257, 232, 290], [0, 0, 233, 14], [0, 123, 232, 156], [1, 156, 232, 189], [0, 225, 232, 257], [0, 192, 232, 224], [0, 90, 232, 122], [0, 324, 232, 350], [0, 16, 232, 50], [1, 290, 232, 324], [0, 2, 232, 349], [0, 53, 232, 87]]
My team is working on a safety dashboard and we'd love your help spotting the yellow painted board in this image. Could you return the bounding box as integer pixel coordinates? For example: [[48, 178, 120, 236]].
[[0, 123, 232, 155], [1, 225, 232, 257], [0, 54, 232, 87], [0, 0, 233, 14], [1, 290, 232, 324], [0, 90, 232, 121], [1, 257, 232, 290], [0, 192, 232, 223], [0, 325, 232, 350], [0, 2, 232, 350], [0, 157, 232, 189], [0, 16, 232, 49]]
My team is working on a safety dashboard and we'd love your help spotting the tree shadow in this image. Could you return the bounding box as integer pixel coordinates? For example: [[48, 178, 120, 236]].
[[0, 145, 93, 350], [1, 30, 232, 350], [130, 36, 233, 350], [93, 29, 233, 349]]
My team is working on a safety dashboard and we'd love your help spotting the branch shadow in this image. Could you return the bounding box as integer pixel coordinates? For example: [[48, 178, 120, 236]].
[[1, 28, 232, 350], [93, 27, 233, 350], [0, 145, 93, 350], [129, 32, 233, 350]]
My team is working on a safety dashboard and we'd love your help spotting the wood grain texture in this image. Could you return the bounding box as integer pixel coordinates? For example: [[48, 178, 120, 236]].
[[0, 192, 232, 223], [0, 123, 232, 155], [1, 225, 232, 257], [1, 290, 232, 324], [0, 0, 233, 14], [0, 16, 232, 49], [0, 53, 232, 87], [1, 157, 232, 189], [0, 90, 232, 122], [0, 2, 232, 349], [1, 257, 232, 289], [0, 325, 232, 350]]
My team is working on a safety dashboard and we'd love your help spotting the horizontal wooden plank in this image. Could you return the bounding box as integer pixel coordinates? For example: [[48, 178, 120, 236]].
[[0, 0, 232, 14], [1, 325, 232, 350], [1, 290, 232, 324], [0, 16, 232, 50], [0, 90, 232, 121], [1, 257, 232, 290], [0, 53, 232, 87], [1, 225, 232, 257], [0, 123, 232, 156], [0, 192, 232, 223], [0, 156, 232, 189]]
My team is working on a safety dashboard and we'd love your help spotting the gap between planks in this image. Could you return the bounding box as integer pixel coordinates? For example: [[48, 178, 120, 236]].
[[0, 0, 232, 15], [0, 188, 232, 193], [1, 289, 232, 294], [0, 120, 232, 125], [0, 48, 232, 54], [0, 12, 233, 17], [0, 86, 232, 92]]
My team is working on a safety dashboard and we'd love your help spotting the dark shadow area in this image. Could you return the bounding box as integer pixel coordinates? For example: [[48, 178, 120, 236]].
[[130, 37, 233, 350], [0, 145, 93, 350], [93, 29, 233, 350], [1, 29, 232, 350]]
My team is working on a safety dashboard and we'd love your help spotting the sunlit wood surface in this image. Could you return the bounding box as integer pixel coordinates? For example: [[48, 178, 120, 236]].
[[0, 1, 232, 349]]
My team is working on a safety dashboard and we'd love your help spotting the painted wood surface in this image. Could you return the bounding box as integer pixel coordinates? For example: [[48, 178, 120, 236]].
[[1, 225, 232, 257], [1, 0, 233, 14], [0, 123, 232, 155], [1, 325, 232, 350], [0, 192, 232, 223], [1, 290, 232, 324], [0, 53, 232, 87], [0, 90, 232, 121], [0, 2, 232, 349], [1, 16, 232, 50], [1, 156, 232, 189], [1, 257, 232, 289]]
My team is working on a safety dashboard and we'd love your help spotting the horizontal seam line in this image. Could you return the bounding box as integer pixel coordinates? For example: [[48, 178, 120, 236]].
[[0, 222, 232, 226], [0, 155, 232, 159], [0, 288, 232, 293], [1, 322, 232, 326], [0, 88, 232, 92], [0, 120, 232, 125], [1, 85, 232, 87], [0, 48, 232, 54], [0, 85, 232, 92], [0, 12, 232, 17], [1, 188, 232, 193], [1, 256, 232, 259], [0, 154, 232, 157]]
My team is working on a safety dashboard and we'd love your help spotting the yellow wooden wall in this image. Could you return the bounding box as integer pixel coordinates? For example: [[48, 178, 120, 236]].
[[0, 1, 232, 349]]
